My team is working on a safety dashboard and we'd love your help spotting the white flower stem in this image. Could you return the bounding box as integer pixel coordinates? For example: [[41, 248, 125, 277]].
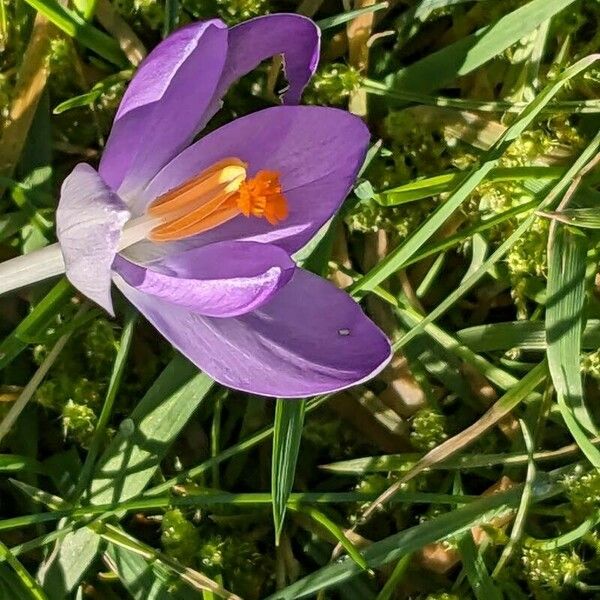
[[0, 243, 66, 296], [0, 216, 158, 298]]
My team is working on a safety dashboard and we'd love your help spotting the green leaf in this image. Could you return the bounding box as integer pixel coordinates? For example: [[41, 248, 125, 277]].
[[540, 207, 600, 229], [37, 356, 214, 596], [389, 0, 577, 93], [377, 167, 563, 206], [456, 532, 502, 600], [105, 544, 198, 600], [456, 320, 600, 352], [52, 71, 132, 114], [290, 505, 367, 571], [546, 224, 600, 454], [351, 54, 599, 298], [264, 476, 560, 599], [0, 213, 28, 242], [316, 3, 388, 30], [0, 278, 73, 371], [0, 455, 43, 474], [0, 540, 48, 600], [22, 0, 128, 67], [272, 399, 306, 543]]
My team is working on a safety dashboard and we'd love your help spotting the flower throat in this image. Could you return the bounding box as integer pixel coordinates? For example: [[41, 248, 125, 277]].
[[147, 158, 289, 242]]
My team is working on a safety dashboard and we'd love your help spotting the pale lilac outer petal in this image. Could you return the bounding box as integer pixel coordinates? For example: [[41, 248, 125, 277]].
[[99, 20, 228, 199], [142, 106, 370, 254], [57, 164, 130, 315], [200, 14, 320, 127], [113, 242, 295, 318], [114, 268, 391, 397]]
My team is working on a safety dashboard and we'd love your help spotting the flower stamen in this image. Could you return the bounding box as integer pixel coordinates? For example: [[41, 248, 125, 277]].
[[144, 158, 289, 243]]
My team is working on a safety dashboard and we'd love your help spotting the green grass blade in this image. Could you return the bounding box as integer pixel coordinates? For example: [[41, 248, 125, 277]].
[[351, 54, 599, 297], [0, 564, 38, 600], [72, 309, 137, 502], [22, 0, 128, 67], [0, 278, 73, 370], [37, 356, 214, 596], [541, 207, 600, 229], [457, 320, 600, 352], [0, 455, 43, 474], [547, 223, 599, 444], [391, 127, 600, 351], [264, 477, 560, 599], [375, 553, 411, 600], [290, 505, 367, 570], [456, 532, 502, 600], [272, 399, 306, 543], [377, 166, 564, 206], [527, 512, 600, 551], [316, 3, 388, 30], [105, 544, 198, 600], [362, 80, 600, 114], [0, 541, 48, 600], [396, 305, 517, 390], [320, 437, 600, 474], [389, 0, 577, 93], [492, 419, 536, 576]]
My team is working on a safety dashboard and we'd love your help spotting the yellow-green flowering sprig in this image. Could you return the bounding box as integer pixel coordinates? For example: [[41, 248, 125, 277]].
[[61, 399, 97, 447], [582, 350, 600, 380], [410, 408, 448, 452], [564, 467, 600, 517], [304, 64, 361, 107], [113, 0, 164, 30], [423, 593, 460, 600], [214, 0, 270, 25], [160, 508, 273, 598], [201, 534, 271, 599], [521, 546, 586, 599], [32, 318, 119, 445], [347, 111, 455, 237], [0, 73, 11, 128], [161, 509, 201, 564], [84, 319, 119, 374], [133, 0, 165, 30], [179, 0, 270, 25], [47, 38, 77, 92]]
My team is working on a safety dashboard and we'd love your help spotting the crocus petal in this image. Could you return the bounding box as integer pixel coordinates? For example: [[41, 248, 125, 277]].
[[57, 164, 130, 315], [113, 241, 294, 318], [200, 14, 320, 128], [142, 105, 370, 253], [114, 268, 391, 397], [99, 20, 228, 198]]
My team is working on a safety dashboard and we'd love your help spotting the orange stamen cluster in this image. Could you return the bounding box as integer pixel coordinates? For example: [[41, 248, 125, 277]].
[[147, 158, 289, 242], [237, 170, 288, 225]]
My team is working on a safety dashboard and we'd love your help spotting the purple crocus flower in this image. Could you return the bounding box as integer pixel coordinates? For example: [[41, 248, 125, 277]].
[[54, 14, 391, 397]]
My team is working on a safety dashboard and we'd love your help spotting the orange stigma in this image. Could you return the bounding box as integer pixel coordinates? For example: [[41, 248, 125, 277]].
[[147, 158, 289, 242], [237, 170, 288, 225]]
